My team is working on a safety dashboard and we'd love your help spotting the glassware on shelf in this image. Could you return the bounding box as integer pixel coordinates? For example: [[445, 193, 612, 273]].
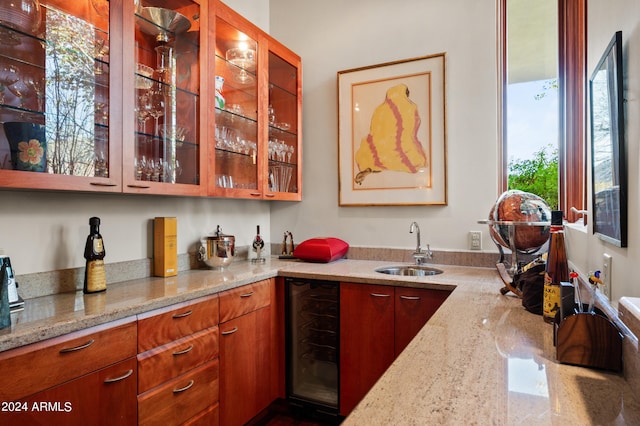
[[0, 0, 42, 45], [136, 63, 153, 90], [226, 47, 256, 84], [267, 104, 276, 125], [269, 163, 293, 193], [148, 83, 165, 137], [94, 151, 108, 177], [138, 6, 191, 43], [94, 38, 109, 75]]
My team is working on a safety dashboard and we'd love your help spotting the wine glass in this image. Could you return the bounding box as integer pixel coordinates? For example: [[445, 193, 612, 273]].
[[148, 87, 165, 136], [135, 90, 152, 132]]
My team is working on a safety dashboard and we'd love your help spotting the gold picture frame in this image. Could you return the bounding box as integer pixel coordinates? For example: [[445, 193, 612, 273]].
[[337, 54, 447, 206]]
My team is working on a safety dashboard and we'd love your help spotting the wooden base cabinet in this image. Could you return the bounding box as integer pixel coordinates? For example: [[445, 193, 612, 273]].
[[136, 295, 220, 425], [339, 282, 451, 416], [0, 317, 137, 425], [339, 283, 395, 416], [219, 279, 274, 426], [395, 287, 451, 354]]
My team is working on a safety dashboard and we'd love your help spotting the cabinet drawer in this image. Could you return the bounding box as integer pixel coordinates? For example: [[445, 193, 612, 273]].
[[219, 279, 271, 323], [0, 316, 137, 402], [138, 327, 219, 393], [138, 359, 219, 426], [138, 295, 219, 352], [1, 357, 137, 425], [182, 403, 219, 426]]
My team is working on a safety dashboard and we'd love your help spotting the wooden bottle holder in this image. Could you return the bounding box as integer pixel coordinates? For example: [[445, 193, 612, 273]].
[[555, 308, 623, 372]]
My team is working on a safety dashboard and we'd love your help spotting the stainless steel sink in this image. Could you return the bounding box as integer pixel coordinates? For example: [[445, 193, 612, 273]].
[[375, 265, 443, 276]]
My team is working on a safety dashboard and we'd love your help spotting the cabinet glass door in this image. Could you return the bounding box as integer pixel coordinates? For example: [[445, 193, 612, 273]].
[[0, 0, 113, 182], [268, 50, 299, 196], [132, 0, 200, 188], [213, 16, 258, 194]]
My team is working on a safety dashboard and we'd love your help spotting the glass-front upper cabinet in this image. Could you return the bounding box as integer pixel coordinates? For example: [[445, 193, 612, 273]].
[[211, 0, 301, 200], [266, 39, 301, 201], [0, 0, 121, 191], [211, 6, 260, 198], [124, 0, 205, 195]]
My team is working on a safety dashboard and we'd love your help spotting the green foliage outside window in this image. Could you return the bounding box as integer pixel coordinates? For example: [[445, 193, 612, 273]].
[[508, 144, 559, 209]]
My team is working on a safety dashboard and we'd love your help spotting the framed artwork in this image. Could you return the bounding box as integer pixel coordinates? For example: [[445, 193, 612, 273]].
[[337, 54, 447, 206], [589, 31, 627, 247]]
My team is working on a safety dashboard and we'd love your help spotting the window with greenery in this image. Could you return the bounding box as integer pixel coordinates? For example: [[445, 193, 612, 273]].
[[500, 0, 586, 220]]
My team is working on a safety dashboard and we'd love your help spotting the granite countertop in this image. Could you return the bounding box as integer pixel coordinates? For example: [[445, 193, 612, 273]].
[[2, 258, 639, 424]]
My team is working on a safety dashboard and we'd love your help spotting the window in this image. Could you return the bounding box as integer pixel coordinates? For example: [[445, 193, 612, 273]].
[[500, 0, 586, 221]]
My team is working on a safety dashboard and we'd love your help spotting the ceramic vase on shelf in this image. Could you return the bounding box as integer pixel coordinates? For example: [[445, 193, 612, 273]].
[[3, 122, 46, 172], [215, 75, 225, 109]]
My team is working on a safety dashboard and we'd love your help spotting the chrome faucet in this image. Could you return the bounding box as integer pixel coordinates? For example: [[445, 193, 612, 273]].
[[409, 221, 432, 265]]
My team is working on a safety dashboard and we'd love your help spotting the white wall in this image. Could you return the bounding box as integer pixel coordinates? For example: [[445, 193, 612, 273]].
[[268, 0, 500, 251], [580, 0, 640, 302]]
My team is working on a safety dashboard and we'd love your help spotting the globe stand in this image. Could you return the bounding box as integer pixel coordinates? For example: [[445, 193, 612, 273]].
[[478, 220, 549, 297]]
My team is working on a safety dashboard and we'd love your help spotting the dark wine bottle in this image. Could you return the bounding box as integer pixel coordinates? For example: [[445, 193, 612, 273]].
[[84, 217, 107, 294], [543, 210, 569, 323]]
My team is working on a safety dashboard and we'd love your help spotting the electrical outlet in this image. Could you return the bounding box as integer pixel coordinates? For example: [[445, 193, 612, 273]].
[[469, 231, 482, 250], [602, 253, 612, 300]]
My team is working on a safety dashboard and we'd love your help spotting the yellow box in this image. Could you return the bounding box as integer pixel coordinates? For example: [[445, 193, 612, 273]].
[[154, 217, 177, 277]]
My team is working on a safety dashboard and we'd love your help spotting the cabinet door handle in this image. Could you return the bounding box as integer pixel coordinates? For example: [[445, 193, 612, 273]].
[[400, 295, 421, 300], [370, 293, 391, 298], [221, 326, 238, 335], [104, 369, 134, 384], [127, 184, 151, 189], [173, 344, 194, 356], [59, 339, 95, 353], [172, 309, 193, 319], [173, 380, 194, 394], [250, 192, 262, 197], [90, 182, 118, 187], [265, 193, 276, 198], [240, 291, 254, 298]]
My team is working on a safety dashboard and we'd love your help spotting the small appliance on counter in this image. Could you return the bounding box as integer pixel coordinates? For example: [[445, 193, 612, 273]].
[[198, 225, 235, 268], [0, 252, 24, 313]]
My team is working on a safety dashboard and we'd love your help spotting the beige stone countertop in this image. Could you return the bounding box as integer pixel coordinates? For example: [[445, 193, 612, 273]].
[[1, 258, 639, 424]]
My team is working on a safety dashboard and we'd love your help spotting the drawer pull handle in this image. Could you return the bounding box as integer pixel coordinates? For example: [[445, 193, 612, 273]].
[[240, 291, 254, 298], [60, 339, 95, 353], [173, 344, 194, 356], [90, 181, 118, 187], [400, 295, 421, 300], [221, 327, 238, 335], [172, 309, 193, 319], [173, 380, 194, 394], [104, 369, 134, 384], [370, 293, 391, 298]]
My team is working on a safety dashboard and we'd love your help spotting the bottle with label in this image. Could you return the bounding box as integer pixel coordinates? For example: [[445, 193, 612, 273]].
[[84, 217, 107, 294], [543, 210, 569, 323]]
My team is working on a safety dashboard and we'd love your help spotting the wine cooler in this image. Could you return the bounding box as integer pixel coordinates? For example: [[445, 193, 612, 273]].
[[285, 277, 340, 418]]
